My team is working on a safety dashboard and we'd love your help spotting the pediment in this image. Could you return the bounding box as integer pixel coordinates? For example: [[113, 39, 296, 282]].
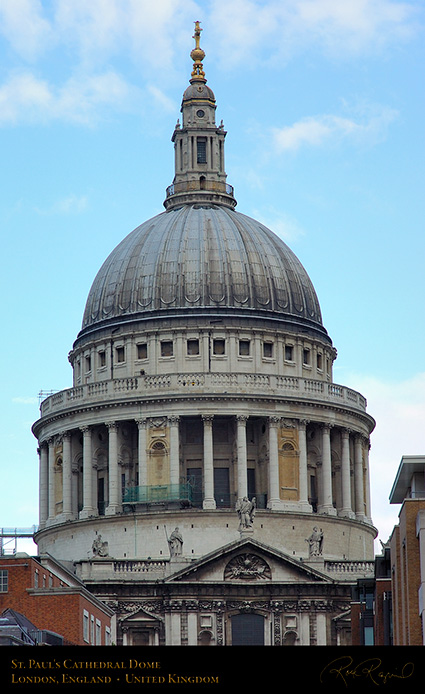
[[120, 606, 162, 625], [166, 538, 331, 584]]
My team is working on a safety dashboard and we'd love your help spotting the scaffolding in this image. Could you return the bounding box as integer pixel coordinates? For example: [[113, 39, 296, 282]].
[[0, 526, 38, 555]]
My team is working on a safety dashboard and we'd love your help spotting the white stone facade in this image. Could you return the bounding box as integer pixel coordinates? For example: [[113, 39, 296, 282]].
[[32, 24, 376, 646]]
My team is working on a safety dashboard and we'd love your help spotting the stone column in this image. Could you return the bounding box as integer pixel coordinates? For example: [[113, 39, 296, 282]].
[[300, 613, 310, 646], [365, 438, 373, 523], [236, 415, 248, 499], [38, 442, 49, 528], [316, 612, 327, 645], [80, 427, 96, 518], [268, 417, 281, 509], [298, 420, 312, 511], [168, 416, 180, 489], [106, 422, 120, 515], [47, 438, 56, 522], [354, 434, 365, 520], [319, 424, 336, 515], [136, 418, 148, 488], [187, 612, 198, 645], [340, 429, 354, 518], [62, 432, 73, 519], [202, 415, 216, 509]]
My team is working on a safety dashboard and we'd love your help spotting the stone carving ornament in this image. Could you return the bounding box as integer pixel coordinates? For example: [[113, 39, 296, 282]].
[[224, 554, 271, 581]]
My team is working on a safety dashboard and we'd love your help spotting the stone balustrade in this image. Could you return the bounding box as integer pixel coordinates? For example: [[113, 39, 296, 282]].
[[39, 374, 367, 418]]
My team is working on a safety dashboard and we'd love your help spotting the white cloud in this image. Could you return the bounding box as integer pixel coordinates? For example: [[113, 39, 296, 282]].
[[34, 194, 89, 216], [0, 0, 54, 60], [272, 104, 398, 151], [343, 371, 425, 544], [12, 396, 38, 405], [208, 0, 419, 66], [0, 70, 138, 126]]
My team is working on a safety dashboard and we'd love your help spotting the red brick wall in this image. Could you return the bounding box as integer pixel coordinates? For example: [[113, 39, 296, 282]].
[[0, 557, 111, 645]]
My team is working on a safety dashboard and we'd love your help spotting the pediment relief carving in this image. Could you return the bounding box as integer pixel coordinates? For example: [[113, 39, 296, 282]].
[[224, 553, 271, 581]]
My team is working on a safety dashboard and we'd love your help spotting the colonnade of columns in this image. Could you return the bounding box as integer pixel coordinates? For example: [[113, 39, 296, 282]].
[[38, 415, 372, 528]]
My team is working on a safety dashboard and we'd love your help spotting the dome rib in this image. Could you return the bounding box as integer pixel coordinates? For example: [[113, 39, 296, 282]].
[[80, 205, 326, 339]]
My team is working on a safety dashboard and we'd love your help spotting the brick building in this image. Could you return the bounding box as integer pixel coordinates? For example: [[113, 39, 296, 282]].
[[0, 553, 114, 645], [351, 455, 425, 646], [389, 456, 425, 645]]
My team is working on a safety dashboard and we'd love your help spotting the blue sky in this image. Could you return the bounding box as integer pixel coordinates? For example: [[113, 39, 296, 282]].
[[1, 0, 424, 554]]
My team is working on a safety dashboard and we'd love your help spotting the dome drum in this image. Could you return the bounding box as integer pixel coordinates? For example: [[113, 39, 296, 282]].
[[31, 22, 377, 648]]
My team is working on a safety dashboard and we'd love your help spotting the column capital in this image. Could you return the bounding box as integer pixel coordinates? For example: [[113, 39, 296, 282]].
[[268, 416, 281, 427], [106, 421, 118, 432], [168, 415, 180, 426], [136, 418, 148, 429], [202, 414, 214, 425], [80, 425, 92, 435], [298, 419, 310, 429], [236, 414, 249, 424]]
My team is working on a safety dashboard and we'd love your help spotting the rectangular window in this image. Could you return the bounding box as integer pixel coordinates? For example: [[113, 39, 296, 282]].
[[0, 570, 8, 592], [239, 340, 250, 356], [34, 571, 39, 588], [90, 615, 95, 645], [197, 138, 207, 163], [83, 610, 89, 643], [105, 626, 111, 646], [263, 342, 273, 358], [317, 353, 323, 370], [85, 356, 91, 372], [137, 343, 148, 360], [160, 340, 173, 357], [116, 346, 125, 363], [187, 339, 200, 355], [285, 345, 294, 361], [303, 349, 311, 365], [96, 619, 102, 645], [98, 350, 106, 368], [213, 338, 225, 355]]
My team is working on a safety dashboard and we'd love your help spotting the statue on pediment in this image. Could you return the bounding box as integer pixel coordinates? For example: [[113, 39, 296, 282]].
[[236, 497, 256, 531]]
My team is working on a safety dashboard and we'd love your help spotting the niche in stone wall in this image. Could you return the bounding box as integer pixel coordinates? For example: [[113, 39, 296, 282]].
[[278, 425, 299, 501], [147, 440, 169, 486]]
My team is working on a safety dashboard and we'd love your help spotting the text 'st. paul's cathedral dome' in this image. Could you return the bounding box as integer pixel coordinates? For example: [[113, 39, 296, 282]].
[[32, 23, 376, 647]]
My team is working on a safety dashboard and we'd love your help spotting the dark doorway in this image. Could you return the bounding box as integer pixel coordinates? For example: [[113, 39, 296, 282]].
[[231, 614, 265, 645], [214, 468, 230, 507]]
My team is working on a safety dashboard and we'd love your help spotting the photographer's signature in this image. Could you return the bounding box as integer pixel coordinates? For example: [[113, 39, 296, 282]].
[[320, 655, 414, 687]]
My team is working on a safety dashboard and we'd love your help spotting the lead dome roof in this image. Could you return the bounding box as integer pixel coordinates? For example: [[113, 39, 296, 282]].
[[80, 204, 328, 340]]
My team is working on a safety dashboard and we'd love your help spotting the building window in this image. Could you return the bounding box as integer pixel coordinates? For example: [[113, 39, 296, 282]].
[[85, 355, 91, 372], [160, 340, 173, 357], [90, 615, 95, 645], [213, 339, 225, 355], [317, 353, 323, 370], [105, 626, 111, 646], [197, 137, 207, 163], [98, 350, 106, 368], [303, 348, 311, 365], [187, 339, 200, 356], [239, 340, 250, 356], [137, 343, 148, 360], [34, 570, 39, 588], [49, 574, 53, 588], [285, 345, 294, 361], [116, 346, 125, 363], [0, 570, 8, 592], [96, 619, 102, 645], [263, 342, 273, 358], [83, 610, 89, 643]]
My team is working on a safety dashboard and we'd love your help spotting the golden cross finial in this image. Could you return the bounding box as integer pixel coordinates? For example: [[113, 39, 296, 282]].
[[190, 20, 206, 81]]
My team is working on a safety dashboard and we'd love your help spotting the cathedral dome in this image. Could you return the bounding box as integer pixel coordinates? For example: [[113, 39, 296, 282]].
[[80, 203, 327, 340]]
